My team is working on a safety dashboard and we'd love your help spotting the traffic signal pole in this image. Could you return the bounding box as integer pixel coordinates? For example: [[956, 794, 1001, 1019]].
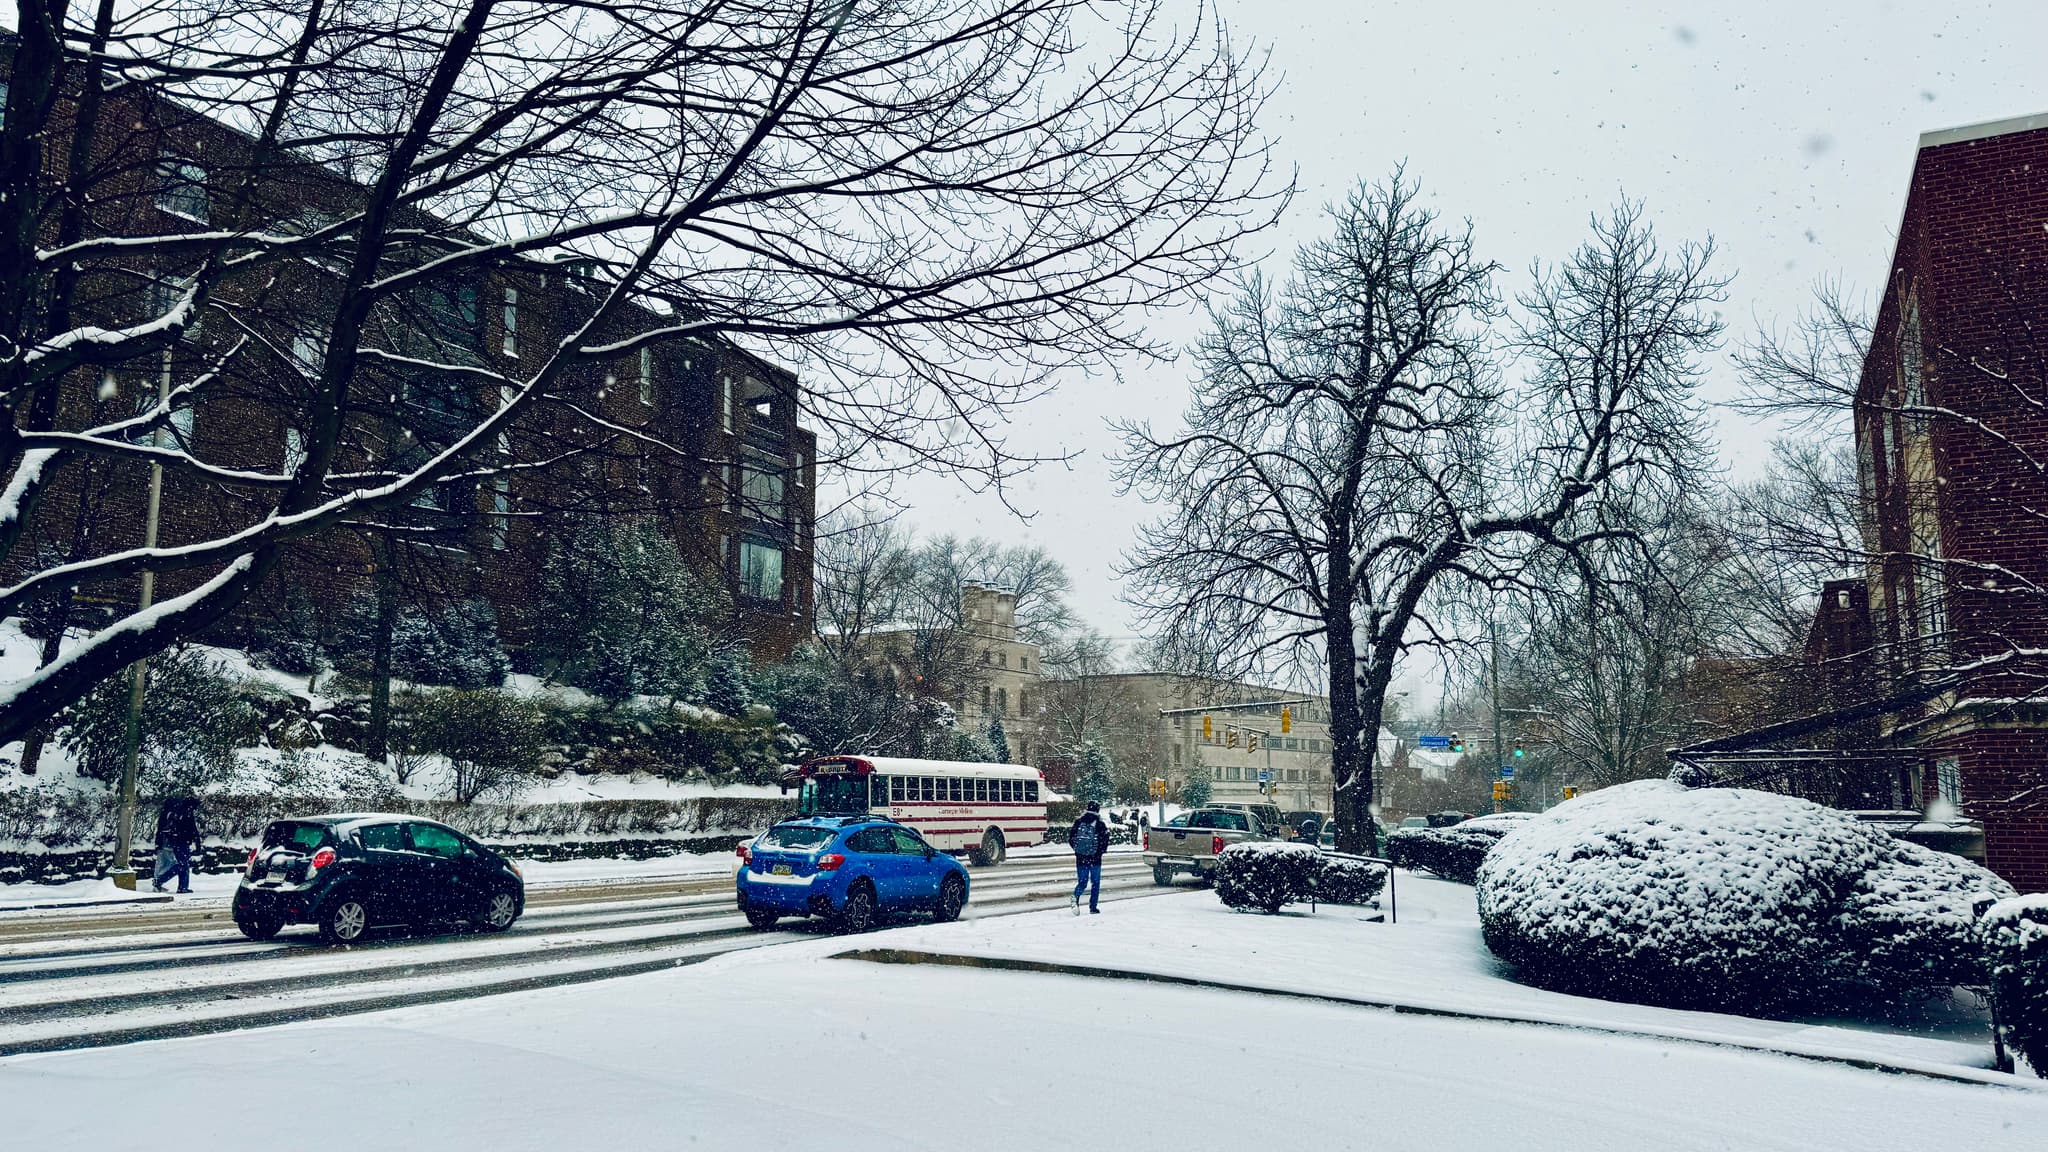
[[1490, 611, 1505, 814]]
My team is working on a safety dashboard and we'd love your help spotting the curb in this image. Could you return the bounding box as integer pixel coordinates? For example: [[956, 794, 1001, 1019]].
[[0, 895, 176, 914]]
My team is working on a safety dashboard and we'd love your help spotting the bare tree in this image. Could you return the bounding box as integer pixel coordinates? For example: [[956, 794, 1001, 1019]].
[[1118, 176, 1721, 851], [0, 0, 1283, 744]]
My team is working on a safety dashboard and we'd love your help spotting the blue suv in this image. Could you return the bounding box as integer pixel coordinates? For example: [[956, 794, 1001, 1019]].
[[736, 817, 970, 932]]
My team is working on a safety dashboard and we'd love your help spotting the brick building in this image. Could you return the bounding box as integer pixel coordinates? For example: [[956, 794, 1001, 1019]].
[[1838, 112, 2048, 891], [2, 52, 816, 666]]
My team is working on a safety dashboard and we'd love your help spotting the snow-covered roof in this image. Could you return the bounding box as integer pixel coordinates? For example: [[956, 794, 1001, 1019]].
[[807, 755, 1040, 778]]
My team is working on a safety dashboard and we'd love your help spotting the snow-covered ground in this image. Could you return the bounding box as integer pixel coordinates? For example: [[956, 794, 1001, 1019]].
[[3, 873, 2040, 1150]]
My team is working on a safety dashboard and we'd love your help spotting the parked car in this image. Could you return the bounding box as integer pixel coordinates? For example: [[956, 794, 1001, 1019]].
[[1143, 807, 1281, 885], [736, 816, 970, 932], [1397, 816, 1430, 830], [233, 814, 525, 944], [1209, 802, 1286, 835]]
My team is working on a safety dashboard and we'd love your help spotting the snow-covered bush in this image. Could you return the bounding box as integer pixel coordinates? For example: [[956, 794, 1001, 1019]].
[[1979, 895, 2048, 1076], [408, 688, 546, 803], [1215, 841, 1320, 913], [60, 647, 259, 795], [531, 520, 725, 700], [1071, 739, 1115, 804], [1476, 780, 2014, 1011], [1314, 853, 1388, 905], [333, 593, 511, 689], [1385, 812, 1532, 884], [1178, 773, 1212, 808]]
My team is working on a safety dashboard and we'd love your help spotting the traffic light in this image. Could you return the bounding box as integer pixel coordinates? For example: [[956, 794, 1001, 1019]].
[[1561, 785, 1578, 800], [1450, 731, 1464, 753], [1246, 731, 1260, 753], [1150, 777, 1167, 799], [1511, 739, 1525, 759], [1280, 706, 1292, 734], [1202, 714, 1213, 741], [1226, 726, 1239, 748], [1492, 781, 1509, 800]]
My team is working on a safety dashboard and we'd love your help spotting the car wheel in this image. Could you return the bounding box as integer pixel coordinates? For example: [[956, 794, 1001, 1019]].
[[745, 908, 781, 930], [235, 911, 282, 941], [836, 884, 877, 933], [318, 894, 370, 945], [1153, 864, 1174, 887], [972, 828, 1005, 867], [479, 890, 519, 933], [934, 874, 966, 922]]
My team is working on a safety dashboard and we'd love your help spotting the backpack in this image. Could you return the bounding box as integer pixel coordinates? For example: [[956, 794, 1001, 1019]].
[[1071, 818, 1103, 857]]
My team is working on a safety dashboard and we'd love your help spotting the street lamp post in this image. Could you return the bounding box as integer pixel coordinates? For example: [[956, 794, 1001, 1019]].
[[108, 353, 170, 890]]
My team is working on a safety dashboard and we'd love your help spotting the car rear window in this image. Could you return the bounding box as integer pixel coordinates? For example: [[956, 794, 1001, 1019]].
[[262, 822, 330, 852], [760, 825, 836, 851], [1190, 811, 1248, 831]]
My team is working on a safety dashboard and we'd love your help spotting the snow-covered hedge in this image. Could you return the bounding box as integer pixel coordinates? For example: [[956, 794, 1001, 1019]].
[[1979, 895, 2048, 1076], [1475, 780, 2014, 1011], [1216, 841, 1321, 913], [1385, 812, 1532, 883], [1313, 853, 1389, 906]]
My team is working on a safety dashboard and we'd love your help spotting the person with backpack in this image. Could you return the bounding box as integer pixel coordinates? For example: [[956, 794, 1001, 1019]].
[[153, 793, 201, 895], [1069, 801, 1109, 914]]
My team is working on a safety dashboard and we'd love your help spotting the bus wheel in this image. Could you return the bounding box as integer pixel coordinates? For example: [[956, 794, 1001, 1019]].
[[971, 828, 1005, 867]]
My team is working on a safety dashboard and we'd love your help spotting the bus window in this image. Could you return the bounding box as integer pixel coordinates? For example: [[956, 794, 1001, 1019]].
[[975, 779, 989, 802], [811, 775, 871, 816], [948, 778, 964, 802], [890, 776, 906, 802], [1025, 781, 1039, 801], [871, 775, 891, 808], [997, 780, 1011, 802], [919, 777, 934, 802]]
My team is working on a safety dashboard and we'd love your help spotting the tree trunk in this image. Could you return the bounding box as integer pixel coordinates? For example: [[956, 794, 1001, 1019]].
[[364, 543, 399, 762]]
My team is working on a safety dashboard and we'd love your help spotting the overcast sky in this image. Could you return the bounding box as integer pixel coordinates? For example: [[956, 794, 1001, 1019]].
[[876, 0, 2048, 691]]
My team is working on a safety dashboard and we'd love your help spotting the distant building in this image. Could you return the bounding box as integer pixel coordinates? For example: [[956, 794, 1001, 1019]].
[[855, 582, 1046, 765]]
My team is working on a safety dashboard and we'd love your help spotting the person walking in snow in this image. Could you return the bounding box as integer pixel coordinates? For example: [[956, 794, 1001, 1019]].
[[1069, 801, 1109, 915], [153, 793, 201, 894]]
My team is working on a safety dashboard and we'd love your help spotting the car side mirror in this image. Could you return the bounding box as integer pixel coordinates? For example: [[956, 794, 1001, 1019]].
[[924, 847, 935, 860]]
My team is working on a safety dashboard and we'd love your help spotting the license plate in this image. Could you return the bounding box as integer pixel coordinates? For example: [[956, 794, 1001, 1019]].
[[772, 864, 792, 876]]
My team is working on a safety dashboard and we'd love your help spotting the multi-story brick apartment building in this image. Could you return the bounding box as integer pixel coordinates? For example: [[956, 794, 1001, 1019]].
[[0, 51, 816, 667], [1831, 112, 2048, 891]]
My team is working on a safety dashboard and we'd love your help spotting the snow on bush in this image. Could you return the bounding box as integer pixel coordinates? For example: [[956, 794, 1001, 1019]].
[[1978, 895, 2048, 1076], [1216, 841, 1321, 913], [1313, 853, 1388, 905], [1475, 779, 2014, 1011], [1385, 812, 1532, 884]]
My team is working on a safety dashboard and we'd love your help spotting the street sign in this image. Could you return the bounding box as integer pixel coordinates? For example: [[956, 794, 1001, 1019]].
[[1499, 765, 1515, 781], [1257, 769, 1272, 783], [1419, 735, 1450, 749]]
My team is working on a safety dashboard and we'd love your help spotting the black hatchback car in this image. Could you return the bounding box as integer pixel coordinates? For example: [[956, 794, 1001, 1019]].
[[233, 814, 525, 944]]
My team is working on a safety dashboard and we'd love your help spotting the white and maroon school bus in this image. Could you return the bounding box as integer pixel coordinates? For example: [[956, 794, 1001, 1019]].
[[786, 755, 1047, 865]]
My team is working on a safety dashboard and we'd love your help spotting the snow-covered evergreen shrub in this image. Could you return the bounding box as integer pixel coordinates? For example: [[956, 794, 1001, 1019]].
[[249, 587, 324, 675], [1179, 773, 1212, 808], [532, 521, 724, 700], [1072, 739, 1115, 804], [985, 714, 1012, 762], [1476, 780, 2014, 1011], [1830, 838, 2014, 994], [1314, 853, 1388, 905], [333, 594, 510, 689], [60, 647, 259, 795], [701, 648, 753, 716], [409, 688, 546, 803], [1979, 895, 2048, 1076], [1385, 812, 1531, 883], [1215, 841, 1320, 913]]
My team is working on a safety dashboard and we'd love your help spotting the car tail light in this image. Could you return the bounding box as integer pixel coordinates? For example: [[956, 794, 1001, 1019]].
[[736, 843, 751, 863], [816, 853, 845, 871], [245, 848, 260, 876], [307, 847, 337, 874], [1212, 835, 1226, 855], [1143, 831, 1151, 852]]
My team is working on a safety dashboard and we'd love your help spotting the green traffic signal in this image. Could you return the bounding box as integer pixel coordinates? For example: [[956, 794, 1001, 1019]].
[[1512, 746, 1525, 758]]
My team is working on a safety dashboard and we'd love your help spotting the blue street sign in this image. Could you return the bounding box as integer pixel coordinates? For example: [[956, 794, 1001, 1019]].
[[1500, 765, 1515, 781], [1419, 735, 1450, 749], [1257, 770, 1272, 783]]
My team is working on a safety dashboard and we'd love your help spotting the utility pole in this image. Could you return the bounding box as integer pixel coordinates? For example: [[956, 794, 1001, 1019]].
[[1489, 608, 1505, 815], [109, 351, 170, 890]]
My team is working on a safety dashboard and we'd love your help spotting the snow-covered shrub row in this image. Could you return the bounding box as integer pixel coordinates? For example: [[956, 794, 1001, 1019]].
[[1216, 841, 1323, 913], [1475, 780, 2015, 1011], [1313, 853, 1388, 905], [1384, 812, 1533, 883], [1978, 895, 2048, 1076]]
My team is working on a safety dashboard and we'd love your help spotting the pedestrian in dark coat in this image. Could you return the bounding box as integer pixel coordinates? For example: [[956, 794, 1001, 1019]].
[[1069, 801, 1110, 914], [153, 794, 201, 894]]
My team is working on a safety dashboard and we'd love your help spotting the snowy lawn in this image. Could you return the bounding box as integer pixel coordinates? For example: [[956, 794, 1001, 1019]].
[[867, 870, 2016, 1077], [1, 885, 2042, 1151]]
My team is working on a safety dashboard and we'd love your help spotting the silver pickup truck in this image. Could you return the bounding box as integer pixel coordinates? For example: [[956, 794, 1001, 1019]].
[[1143, 807, 1280, 885]]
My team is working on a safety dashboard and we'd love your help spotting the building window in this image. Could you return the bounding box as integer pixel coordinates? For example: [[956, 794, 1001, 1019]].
[[283, 427, 306, 473], [1935, 757, 1962, 807], [490, 475, 511, 550], [291, 331, 326, 375], [155, 157, 209, 223], [741, 463, 785, 521], [739, 540, 783, 601], [996, 687, 1007, 715], [638, 347, 655, 406], [501, 287, 519, 357], [720, 377, 733, 431]]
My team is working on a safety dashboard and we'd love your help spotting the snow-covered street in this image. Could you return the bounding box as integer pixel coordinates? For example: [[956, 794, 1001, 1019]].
[[2, 873, 2041, 1152]]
